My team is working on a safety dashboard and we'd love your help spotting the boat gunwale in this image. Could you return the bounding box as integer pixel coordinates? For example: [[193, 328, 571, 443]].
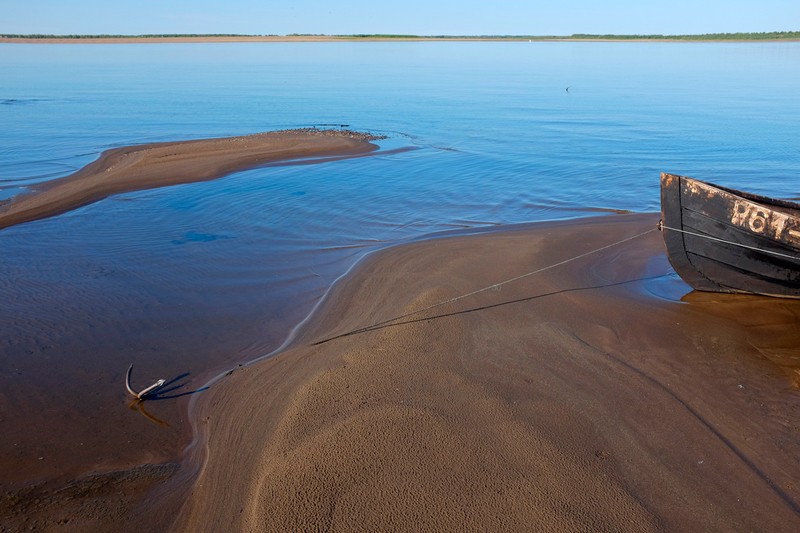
[[673, 174, 800, 215]]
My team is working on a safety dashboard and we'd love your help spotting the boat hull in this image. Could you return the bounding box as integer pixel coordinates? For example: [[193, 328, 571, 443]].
[[660, 172, 800, 298]]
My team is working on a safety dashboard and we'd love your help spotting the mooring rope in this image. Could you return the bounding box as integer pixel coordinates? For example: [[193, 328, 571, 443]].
[[659, 222, 800, 261], [313, 226, 657, 345]]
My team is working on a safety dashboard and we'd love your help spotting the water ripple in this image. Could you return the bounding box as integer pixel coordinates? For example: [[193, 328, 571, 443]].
[[2, 42, 800, 487]]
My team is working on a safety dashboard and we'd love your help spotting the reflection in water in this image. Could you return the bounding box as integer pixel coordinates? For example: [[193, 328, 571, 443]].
[[637, 250, 800, 388], [640, 254, 692, 302], [681, 291, 800, 388], [127, 372, 210, 427], [129, 399, 170, 428]]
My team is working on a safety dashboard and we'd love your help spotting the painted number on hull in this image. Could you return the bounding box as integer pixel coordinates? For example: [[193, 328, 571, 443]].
[[730, 199, 799, 243]]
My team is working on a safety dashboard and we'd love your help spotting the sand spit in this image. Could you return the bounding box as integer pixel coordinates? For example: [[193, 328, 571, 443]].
[[169, 214, 799, 532], [0, 129, 382, 231]]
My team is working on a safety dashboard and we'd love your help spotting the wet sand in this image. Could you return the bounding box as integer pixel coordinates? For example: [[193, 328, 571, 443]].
[[0, 129, 383, 529], [4, 213, 799, 530], [0, 128, 382, 230], [163, 214, 800, 532]]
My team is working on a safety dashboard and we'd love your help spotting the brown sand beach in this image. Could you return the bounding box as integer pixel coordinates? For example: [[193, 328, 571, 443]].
[[1, 130, 797, 530], [0, 128, 383, 231], [3, 212, 799, 530], [164, 214, 799, 532]]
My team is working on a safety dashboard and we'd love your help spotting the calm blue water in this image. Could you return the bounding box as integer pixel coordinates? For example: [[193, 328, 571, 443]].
[[1, 41, 799, 487]]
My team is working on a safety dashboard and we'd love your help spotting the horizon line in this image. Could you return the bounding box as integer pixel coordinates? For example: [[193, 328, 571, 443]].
[[2, 31, 800, 41]]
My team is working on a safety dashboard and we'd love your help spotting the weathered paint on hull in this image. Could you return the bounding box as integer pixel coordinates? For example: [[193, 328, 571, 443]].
[[660, 172, 800, 298]]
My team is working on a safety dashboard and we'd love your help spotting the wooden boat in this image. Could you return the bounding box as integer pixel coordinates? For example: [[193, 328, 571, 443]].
[[659, 172, 800, 298]]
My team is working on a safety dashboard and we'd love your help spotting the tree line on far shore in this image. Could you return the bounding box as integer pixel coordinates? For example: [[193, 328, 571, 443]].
[[564, 31, 800, 40], [2, 31, 799, 41]]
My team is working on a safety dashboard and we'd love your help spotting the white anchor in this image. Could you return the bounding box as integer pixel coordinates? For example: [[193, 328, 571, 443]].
[[125, 364, 166, 400]]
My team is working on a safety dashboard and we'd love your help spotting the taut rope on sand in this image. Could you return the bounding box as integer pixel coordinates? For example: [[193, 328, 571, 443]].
[[658, 221, 800, 261], [313, 226, 658, 345]]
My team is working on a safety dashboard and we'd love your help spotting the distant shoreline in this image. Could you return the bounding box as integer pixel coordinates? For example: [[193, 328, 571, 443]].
[[2, 32, 800, 44]]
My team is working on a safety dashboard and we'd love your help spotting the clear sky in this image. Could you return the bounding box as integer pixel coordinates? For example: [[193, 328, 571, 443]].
[[3, 0, 798, 36]]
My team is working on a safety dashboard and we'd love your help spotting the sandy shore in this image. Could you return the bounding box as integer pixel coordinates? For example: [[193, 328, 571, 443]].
[[4, 213, 799, 530], [160, 213, 799, 532], [0, 129, 382, 230]]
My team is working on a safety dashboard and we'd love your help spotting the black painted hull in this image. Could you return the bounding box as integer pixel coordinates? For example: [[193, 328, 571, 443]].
[[660, 172, 800, 298]]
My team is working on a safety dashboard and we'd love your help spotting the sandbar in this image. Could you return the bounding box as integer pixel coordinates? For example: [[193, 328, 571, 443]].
[[0, 128, 383, 230], [166, 214, 799, 532], [4, 213, 798, 530]]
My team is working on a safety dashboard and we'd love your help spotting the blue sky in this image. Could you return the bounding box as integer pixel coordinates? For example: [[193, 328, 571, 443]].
[[3, 0, 798, 35]]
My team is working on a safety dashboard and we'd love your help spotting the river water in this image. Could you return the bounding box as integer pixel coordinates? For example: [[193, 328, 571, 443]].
[[1, 41, 798, 489]]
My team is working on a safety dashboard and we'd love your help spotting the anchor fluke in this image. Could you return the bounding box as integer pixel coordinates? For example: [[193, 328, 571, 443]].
[[125, 364, 166, 400]]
